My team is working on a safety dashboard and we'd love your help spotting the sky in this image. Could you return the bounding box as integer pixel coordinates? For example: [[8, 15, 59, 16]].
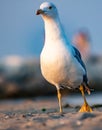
[[0, 0, 102, 58]]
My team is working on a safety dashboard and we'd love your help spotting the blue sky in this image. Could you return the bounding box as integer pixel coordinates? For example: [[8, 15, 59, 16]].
[[0, 0, 102, 57]]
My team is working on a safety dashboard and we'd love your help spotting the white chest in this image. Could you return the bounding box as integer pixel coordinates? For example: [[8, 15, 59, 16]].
[[40, 42, 84, 87]]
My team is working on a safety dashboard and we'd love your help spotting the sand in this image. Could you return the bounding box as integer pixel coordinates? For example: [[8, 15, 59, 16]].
[[0, 97, 102, 130]]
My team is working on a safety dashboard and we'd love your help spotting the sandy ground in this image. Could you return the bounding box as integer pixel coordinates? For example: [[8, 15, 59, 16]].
[[0, 96, 102, 130]]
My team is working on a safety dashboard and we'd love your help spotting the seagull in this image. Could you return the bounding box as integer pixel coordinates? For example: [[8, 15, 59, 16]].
[[36, 2, 92, 113]]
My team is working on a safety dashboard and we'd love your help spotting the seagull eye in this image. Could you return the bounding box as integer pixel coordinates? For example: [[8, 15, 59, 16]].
[[49, 6, 52, 10]]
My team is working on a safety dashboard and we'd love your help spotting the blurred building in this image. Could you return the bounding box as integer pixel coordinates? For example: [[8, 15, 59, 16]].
[[72, 29, 91, 62]]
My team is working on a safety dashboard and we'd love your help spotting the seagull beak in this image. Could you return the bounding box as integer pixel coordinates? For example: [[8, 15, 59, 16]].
[[36, 9, 44, 15]]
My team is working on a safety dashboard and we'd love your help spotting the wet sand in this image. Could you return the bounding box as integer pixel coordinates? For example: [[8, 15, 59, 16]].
[[0, 96, 102, 130]]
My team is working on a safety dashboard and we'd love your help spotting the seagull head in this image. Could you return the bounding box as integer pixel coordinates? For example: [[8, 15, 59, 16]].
[[36, 2, 58, 19]]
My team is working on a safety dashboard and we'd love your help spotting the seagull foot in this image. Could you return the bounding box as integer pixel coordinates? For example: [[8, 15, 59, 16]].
[[79, 102, 92, 112], [79, 85, 93, 112]]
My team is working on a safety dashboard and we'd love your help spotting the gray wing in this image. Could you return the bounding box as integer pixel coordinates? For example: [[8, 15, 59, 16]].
[[72, 46, 88, 83], [72, 46, 86, 72]]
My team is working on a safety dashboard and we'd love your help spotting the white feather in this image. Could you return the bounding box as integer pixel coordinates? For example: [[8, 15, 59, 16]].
[[39, 2, 85, 89]]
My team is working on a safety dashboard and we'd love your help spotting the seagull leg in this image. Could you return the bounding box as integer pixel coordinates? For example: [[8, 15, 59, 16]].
[[79, 85, 92, 112], [57, 88, 63, 113]]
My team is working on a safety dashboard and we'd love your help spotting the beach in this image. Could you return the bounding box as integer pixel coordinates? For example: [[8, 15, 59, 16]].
[[0, 94, 102, 130]]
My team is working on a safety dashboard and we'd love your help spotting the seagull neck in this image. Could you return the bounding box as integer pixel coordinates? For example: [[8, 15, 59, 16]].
[[44, 17, 67, 43]]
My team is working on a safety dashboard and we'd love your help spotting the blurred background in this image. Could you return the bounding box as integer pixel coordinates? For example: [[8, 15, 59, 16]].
[[0, 0, 102, 99]]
